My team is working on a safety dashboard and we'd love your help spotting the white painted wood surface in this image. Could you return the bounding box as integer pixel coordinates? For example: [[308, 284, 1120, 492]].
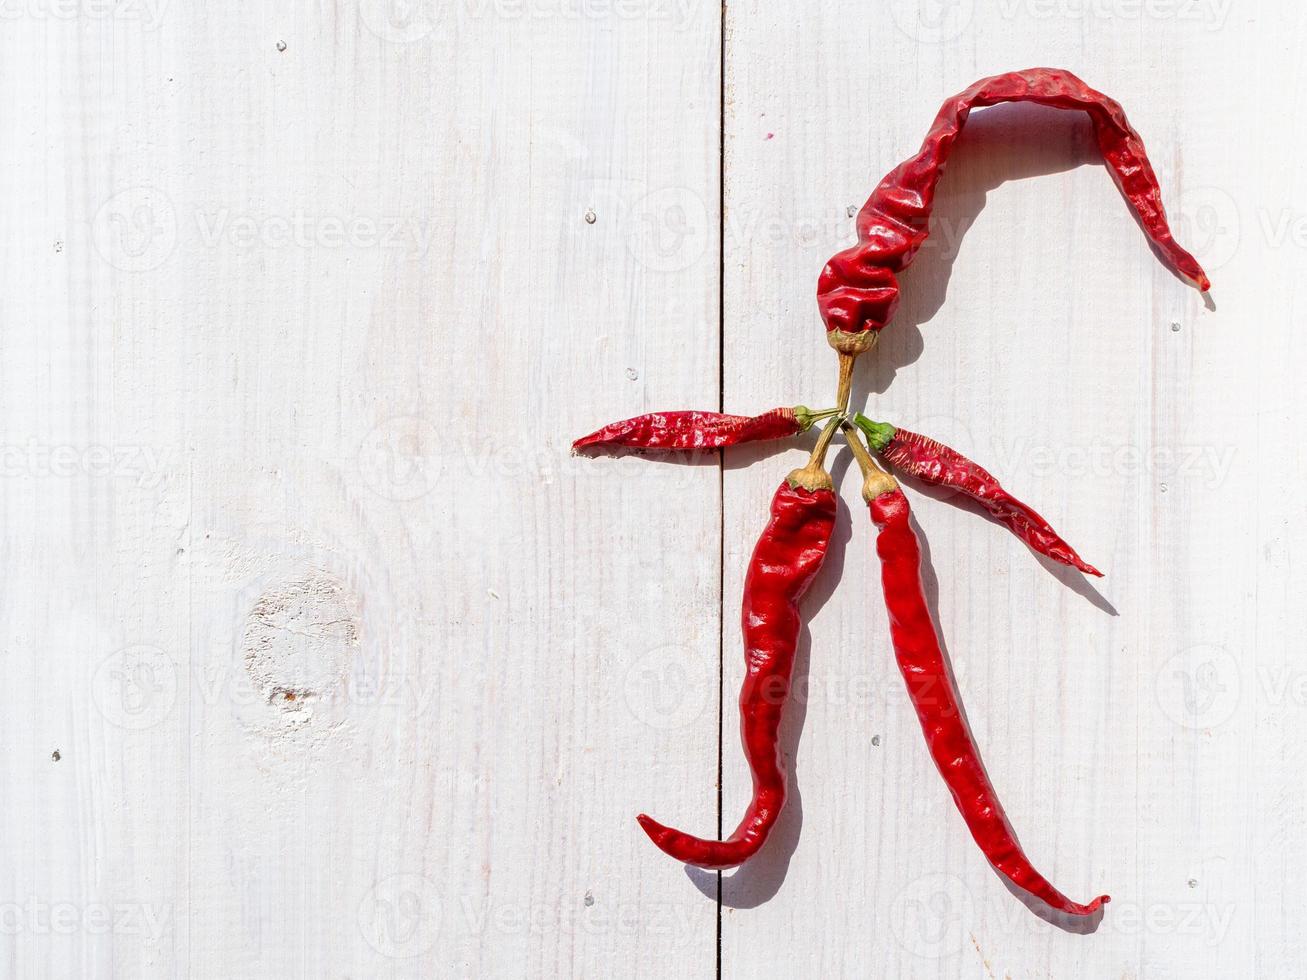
[[0, 1, 1298, 977]]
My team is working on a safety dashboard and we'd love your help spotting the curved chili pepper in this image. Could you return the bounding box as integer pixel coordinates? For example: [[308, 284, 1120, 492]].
[[573, 406, 835, 453], [820, 67, 1209, 349], [845, 433, 1107, 918], [855, 414, 1100, 576], [637, 460, 837, 869], [573, 71, 1203, 922]]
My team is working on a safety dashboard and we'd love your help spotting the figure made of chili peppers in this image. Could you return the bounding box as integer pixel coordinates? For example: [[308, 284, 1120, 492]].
[[574, 69, 1209, 921]]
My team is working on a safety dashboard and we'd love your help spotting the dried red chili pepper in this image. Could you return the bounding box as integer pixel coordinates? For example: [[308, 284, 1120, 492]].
[[846, 430, 1108, 917], [637, 430, 839, 869], [576, 71, 1202, 922], [573, 405, 837, 453], [819, 67, 1210, 350], [855, 414, 1100, 576]]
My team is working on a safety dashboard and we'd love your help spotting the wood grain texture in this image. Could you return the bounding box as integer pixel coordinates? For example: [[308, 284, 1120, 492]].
[[0, 2, 720, 977], [721, 4, 1296, 979], [1, 1, 1301, 977]]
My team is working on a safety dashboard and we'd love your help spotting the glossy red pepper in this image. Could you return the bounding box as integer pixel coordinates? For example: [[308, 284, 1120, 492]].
[[573, 406, 834, 452], [848, 434, 1107, 918], [819, 67, 1209, 350], [856, 415, 1099, 576], [638, 455, 838, 869]]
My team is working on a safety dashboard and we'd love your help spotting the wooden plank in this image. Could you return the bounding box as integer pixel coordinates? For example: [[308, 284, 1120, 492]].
[[720, 7, 1287, 978], [0, 3, 720, 976], [6, 2, 1303, 977]]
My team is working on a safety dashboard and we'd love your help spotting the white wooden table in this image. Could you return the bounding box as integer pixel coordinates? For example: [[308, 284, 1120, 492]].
[[2, 2, 1294, 976]]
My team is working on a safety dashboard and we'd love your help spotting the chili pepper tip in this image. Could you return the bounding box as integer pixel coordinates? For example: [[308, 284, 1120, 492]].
[[1039, 893, 1111, 918], [572, 408, 805, 453], [1066, 894, 1110, 916], [635, 813, 666, 844], [636, 813, 751, 870]]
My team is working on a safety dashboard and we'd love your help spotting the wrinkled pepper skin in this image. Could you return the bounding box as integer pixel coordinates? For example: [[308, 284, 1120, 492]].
[[869, 486, 1108, 918], [863, 420, 1100, 576], [820, 67, 1209, 342], [638, 480, 837, 869], [573, 407, 802, 452], [573, 71, 1207, 921]]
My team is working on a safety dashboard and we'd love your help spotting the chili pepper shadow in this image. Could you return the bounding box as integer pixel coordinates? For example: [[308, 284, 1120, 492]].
[[893, 475, 1117, 617], [911, 509, 1106, 935], [570, 445, 732, 466], [860, 103, 1126, 397], [681, 450, 857, 908]]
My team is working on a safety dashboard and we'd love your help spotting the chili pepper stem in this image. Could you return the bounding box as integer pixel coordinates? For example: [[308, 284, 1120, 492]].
[[842, 423, 898, 500], [852, 413, 898, 454], [788, 420, 838, 491], [826, 328, 881, 356], [835, 353, 857, 414], [794, 406, 843, 431]]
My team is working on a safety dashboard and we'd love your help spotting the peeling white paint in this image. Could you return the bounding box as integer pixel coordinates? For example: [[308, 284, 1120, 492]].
[[241, 570, 361, 731]]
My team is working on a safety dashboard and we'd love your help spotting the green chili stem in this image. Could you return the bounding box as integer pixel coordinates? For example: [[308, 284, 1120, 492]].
[[794, 406, 843, 431], [853, 413, 898, 454]]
